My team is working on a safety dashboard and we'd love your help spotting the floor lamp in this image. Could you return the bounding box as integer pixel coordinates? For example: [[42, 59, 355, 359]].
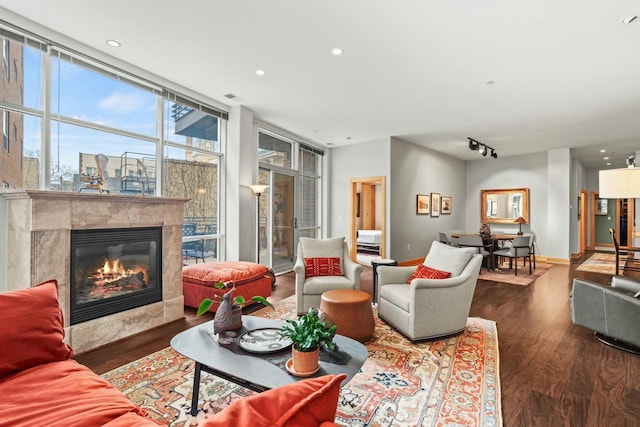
[[249, 184, 268, 263]]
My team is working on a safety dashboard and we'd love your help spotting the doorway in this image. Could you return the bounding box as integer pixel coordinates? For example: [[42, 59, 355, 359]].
[[579, 189, 587, 255], [350, 176, 386, 262], [589, 192, 634, 251]]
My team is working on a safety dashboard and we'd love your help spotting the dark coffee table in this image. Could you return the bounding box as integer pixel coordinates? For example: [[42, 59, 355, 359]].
[[170, 315, 368, 416]]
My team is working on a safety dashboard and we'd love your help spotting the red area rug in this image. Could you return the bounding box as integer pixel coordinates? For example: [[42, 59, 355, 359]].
[[479, 261, 553, 286], [102, 297, 502, 426]]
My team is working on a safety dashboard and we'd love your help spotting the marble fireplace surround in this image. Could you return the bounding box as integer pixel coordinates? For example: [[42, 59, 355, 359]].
[[0, 190, 187, 353]]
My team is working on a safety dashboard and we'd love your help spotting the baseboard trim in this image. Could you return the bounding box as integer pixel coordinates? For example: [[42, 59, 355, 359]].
[[398, 258, 423, 266]]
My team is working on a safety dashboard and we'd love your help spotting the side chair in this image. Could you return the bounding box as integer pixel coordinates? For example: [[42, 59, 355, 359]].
[[609, 227, 640, 276], [493, 235, 531, 275], [293, 236, 363, 315], [457, 234, 491, 270]]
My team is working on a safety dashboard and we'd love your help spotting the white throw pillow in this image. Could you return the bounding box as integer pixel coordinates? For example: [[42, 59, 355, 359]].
[[424, 240, 474, 277]]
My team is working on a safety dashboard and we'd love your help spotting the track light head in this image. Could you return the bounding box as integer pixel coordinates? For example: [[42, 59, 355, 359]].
[[468, 137, 498, 159]]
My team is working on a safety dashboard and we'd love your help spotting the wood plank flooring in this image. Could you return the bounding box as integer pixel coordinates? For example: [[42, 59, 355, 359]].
[[74, 255, 640, 427]]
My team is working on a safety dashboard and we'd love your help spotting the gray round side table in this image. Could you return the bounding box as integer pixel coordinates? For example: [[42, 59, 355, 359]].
[[370, 258, 397, 305]]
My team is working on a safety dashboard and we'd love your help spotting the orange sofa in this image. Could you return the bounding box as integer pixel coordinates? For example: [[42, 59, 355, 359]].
[[182, 261, 275, 312], [0, 280, 159, 427]]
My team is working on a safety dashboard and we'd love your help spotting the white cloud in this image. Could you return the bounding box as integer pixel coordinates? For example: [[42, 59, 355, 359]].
[[98, 91, 148, 114]]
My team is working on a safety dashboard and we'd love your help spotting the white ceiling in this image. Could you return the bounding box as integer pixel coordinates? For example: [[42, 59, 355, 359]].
[[2, 1, 640, 169]]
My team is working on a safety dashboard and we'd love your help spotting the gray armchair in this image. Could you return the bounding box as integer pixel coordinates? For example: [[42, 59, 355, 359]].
[[377, 241, 483, 341], [571, 276, 640, 353], [294, 237, 363, 315]]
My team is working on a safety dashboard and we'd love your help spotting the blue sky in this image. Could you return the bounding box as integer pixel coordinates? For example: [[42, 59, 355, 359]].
[[20, 43, 205, 175]]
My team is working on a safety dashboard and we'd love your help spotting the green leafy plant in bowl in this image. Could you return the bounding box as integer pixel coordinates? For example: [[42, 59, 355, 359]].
[[280, 308, 337, 352], [196, 281, 273, 316]]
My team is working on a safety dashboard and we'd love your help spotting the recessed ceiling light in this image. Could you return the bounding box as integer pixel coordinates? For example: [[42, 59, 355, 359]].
[[332, 48, 343, 55], [607, 162, 612, 166], [106, 39, 121, 47], [255, 69, 266, 76], [600, 149, 606, 153], [485, 80, 495, 85], [604, 157, 610, 160], [622, 16, 638, 24]]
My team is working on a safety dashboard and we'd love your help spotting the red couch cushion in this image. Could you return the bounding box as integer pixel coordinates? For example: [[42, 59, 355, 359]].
[[182, 261, 272, 286], [0, 360, 158, 427], [304, 257, 342, 278], [407, 264, 451, 283], [200, 374, 346, 427], [0, 280, 73, 379]]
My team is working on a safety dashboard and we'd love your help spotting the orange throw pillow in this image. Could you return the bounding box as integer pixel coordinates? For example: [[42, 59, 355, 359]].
[[407, 264, 451, 283], [200, 374, 346, 427], [0, 280, 73, 379], [304, 257, 342, 278]]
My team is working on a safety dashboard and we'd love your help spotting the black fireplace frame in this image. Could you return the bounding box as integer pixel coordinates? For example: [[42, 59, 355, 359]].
[[70, 226, 162, 325]]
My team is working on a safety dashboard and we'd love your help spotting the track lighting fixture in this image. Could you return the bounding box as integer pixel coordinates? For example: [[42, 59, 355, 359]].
[[468, 138, 497, 159]]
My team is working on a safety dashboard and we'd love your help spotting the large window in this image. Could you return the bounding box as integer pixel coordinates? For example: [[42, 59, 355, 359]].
[[0, 22, 227, 259]]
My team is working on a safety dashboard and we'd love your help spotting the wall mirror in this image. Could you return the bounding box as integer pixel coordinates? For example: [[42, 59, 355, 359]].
[[480, 188, 530, 224]]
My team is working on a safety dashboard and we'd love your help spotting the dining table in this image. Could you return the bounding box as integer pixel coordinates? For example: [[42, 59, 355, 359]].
[[450, 232, 518, 270]]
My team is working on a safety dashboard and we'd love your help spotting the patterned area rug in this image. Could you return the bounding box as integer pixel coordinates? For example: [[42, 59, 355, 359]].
[[576, 252, 623, 275], [102, 297, 502, 427], [479, 261, 552, 286]]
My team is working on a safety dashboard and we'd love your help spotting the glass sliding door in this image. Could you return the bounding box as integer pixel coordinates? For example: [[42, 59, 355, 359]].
[[258, 129, 323, 273], [272, 172, 296, 272]]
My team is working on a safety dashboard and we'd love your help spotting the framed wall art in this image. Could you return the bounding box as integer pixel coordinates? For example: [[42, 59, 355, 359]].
[[431, 193, 441, 217], [416, 194, 430, 215], [441, 196, 452, 214]]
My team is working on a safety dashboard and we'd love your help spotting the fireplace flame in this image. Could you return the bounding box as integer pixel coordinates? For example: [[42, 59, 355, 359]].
[[93, 258, 148, 284]]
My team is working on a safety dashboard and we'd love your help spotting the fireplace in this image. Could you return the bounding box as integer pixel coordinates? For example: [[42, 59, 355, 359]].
[[70, 227, 162, 325]]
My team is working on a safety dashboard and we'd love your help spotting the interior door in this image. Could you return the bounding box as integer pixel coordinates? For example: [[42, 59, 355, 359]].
[[271, 172, 296, 273]]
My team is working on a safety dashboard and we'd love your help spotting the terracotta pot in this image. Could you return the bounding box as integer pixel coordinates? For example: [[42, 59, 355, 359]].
[[292, 346, 319, 374], [229, 306, 243, 330]]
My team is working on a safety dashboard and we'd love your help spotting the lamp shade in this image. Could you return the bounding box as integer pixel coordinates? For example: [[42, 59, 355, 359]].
[[249, 184, 268, 195], [599, 167, 640, 198], [514, 216, 527, 224]]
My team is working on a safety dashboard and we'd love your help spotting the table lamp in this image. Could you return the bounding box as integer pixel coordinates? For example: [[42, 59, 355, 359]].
[[514, 216, 526, 235]]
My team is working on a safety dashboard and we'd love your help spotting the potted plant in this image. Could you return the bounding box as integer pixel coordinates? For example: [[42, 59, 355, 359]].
[[196, 281, 273, 330], [280, 308, 337, 375]]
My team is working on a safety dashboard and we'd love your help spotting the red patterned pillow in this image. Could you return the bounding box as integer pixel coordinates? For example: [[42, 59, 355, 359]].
[[407, 264, 451, 283], [304, 257, 342, 278]]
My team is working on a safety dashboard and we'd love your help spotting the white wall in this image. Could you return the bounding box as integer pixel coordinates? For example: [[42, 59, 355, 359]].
[[547, 148, 571, 260], [329, 137, 391, 247], [466, 152, 550, 257], [389, 138, 466, 260], [226, 105, 258, 261]]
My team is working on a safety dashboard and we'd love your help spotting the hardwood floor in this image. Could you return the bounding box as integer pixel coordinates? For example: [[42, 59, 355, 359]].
[[74, 256, 640, 427]]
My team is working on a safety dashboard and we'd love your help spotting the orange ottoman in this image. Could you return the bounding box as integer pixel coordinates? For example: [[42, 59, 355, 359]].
[[182, 261, 274, 312], [319, 289, 375, 343]]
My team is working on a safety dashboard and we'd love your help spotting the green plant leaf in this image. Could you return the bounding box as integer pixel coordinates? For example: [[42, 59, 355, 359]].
[[196, 298, 214, 316], [213, 281, 226, 289], [251, 296, 274, 310], [233, 295, 246, 307]]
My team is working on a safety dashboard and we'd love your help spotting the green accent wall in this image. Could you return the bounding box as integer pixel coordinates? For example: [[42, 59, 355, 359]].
[[595, 198, 616, 244]]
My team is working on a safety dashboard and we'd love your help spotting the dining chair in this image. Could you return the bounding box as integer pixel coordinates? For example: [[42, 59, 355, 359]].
[[438, 232, 458, 247], [493, 236, 531, 275], [457, 235, 491, 270], [609, 227, 640, 276]]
